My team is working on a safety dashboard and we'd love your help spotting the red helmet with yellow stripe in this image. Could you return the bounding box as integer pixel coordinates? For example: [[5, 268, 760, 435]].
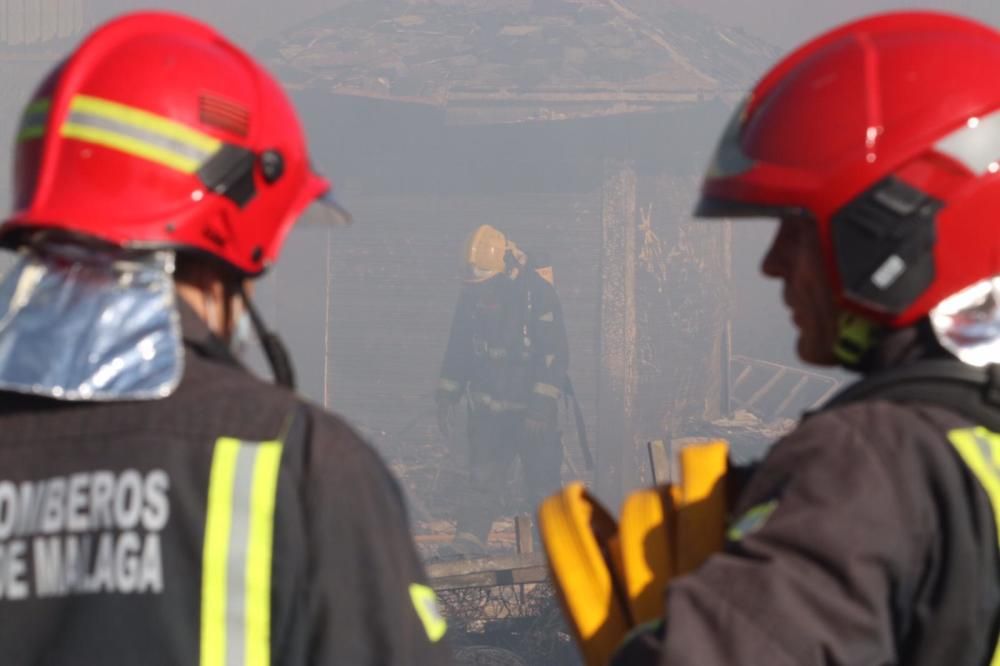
[[4, 11, 345, 275]]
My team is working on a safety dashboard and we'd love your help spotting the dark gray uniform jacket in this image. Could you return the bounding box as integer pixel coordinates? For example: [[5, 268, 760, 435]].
[[0, 305, 451, 665], [619, 329, 1000, 665], [437, 268, 569, 423]]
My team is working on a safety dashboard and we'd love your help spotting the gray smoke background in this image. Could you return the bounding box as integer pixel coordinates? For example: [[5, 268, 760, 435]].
[[0, 0, 990, 545], [65, 0, 991, 405], [0, 2, 991, 663]]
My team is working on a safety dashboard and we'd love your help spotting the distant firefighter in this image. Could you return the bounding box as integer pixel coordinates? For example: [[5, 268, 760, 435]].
[[436, 225, 571, 554]]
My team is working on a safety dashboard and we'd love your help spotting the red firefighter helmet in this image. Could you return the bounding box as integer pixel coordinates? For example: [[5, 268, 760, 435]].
[[695, 11, 1000, 328], [3, 11, 346, 275]]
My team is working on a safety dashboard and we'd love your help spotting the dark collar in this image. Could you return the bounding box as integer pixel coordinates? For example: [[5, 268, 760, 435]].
[[858, 318, 954, 376], [177, 299, 242, 368]]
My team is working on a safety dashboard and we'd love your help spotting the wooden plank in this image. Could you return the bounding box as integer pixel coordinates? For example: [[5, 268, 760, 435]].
[[729, 355, 842, 414], [515, 514, 533, 555], [720, 220, 733, 418], [431, 565, 550, 591], [731, 363, 753, 392], [647, 440, 671, 485], [426, 552, 547, 580], [596, 159, 637, 505], [413, 534, 454, 544], [514, 514, 533, 603], [773, 375, 809, 420], [744, 367, 787, 410]]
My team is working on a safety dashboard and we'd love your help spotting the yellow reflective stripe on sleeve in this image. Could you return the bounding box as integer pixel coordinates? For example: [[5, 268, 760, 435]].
[[726, 499, 778, 542], [61, 94, 221, 174], [200, 436, 285, 666], [471, 392, 525, 412], [409, 583, 447, 643], [948, 427, 1000, 666], [533, 382, 562, 400], [438, 377, 461, 393]]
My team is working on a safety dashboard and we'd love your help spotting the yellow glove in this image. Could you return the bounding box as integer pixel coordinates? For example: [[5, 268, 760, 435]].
[[620, 440, 728, 625], [538, 440, 730, 666]]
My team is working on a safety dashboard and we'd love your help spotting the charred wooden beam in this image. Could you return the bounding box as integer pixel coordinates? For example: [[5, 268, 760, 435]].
[[430, 566, 550, 592], [647, 440, 671, 485], [427, 552, 549, 591], [597, 159, 638, 505]]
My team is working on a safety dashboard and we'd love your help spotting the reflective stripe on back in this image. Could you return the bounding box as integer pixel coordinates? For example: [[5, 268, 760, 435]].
[[201, 437, 284, 666]]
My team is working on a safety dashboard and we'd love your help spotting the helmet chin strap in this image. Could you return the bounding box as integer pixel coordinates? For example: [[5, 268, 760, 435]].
[[834, 312, 882, 370], [238, 285, 296, 389]]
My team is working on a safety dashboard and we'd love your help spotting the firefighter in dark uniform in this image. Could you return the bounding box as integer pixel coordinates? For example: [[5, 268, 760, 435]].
[[0, 12, 450, 665], [436, 225, 568, 554], [609, 12, 1000, 665]]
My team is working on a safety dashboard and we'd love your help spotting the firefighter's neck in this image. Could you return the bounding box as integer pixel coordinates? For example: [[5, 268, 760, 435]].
[[175, 268, 249, 343]]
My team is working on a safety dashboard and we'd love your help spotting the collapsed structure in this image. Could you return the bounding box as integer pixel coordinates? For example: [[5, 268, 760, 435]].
[[262, 0, 813, 507]]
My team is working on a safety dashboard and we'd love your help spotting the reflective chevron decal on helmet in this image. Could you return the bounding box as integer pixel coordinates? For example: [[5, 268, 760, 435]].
[[60, 94, 222, 174]]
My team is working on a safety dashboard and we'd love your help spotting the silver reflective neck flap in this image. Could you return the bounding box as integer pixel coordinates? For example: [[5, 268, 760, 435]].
[[930, 277, 1000, 368], [0, 244, 183, 401]]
